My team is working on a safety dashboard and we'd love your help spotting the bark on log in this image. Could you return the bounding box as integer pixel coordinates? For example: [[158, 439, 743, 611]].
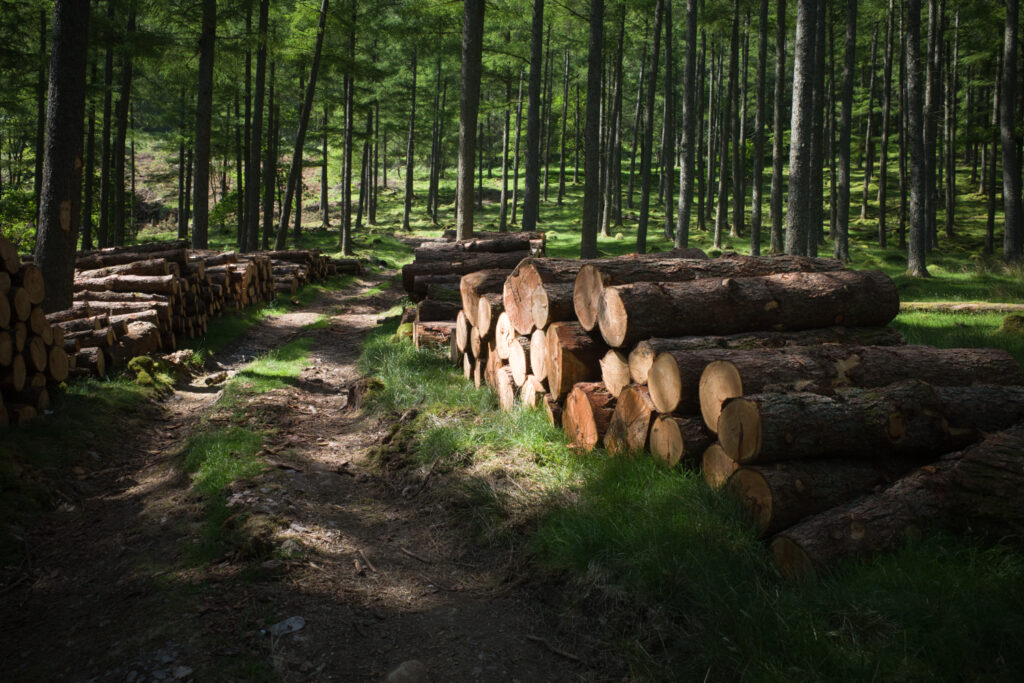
[[543, 393, 563, 426], [413, 321, 455, 350], [402, 251, 527, 295], [604, 385, 656, 455], [727, 457, 925, 536], [75, 248, 187, 270], [460, 269, 510, 327], [702, 443, 739, 489], [74, 347, 106, 377], [575, 253, 845, 330], [628, 327, 905, 385], [412, 274, 462, 300], [76, 258, 171, 279], [599, 270, 899, 348], [74, 274, 180, 296], [531, 283, 575, 329], [900, 301, 1024, 315], [416, 299, 461, 323], [66, 327, 116, 349], [770, 424, 1024, 579], [694, 345, 1024, 433], [599, 350, 632, 398], [545, 321, 607, 399], [649, 415, 713, 467], [419, 232, 541, 255], [562, 381, 616, 452]]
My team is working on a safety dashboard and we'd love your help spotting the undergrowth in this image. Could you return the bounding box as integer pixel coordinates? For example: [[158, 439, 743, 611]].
[[358, 320, 1024, 681]]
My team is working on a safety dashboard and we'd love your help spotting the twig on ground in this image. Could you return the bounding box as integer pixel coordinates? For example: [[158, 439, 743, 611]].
[[524, 635, 581, 663], [400, 547, 431, 564], [357, 548, 377, 573]]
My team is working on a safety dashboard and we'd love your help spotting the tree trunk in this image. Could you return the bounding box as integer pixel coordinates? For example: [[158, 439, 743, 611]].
[[541, 27, 553, 203], [1003, 0, 1024, 261], [33, 9, 47, 223], [245, 0, 269, 251], [923, 0, 939, 251], [191, 0, 216, 249], [34, 0, 90, 313], [403, 46, 418, 231], [580, 0, 605, 258], [511, 72, 524, 226], [987, 67, 1000, 255], [112, 8, 136, 247], [627, 45, 647, 211], [262, 63, 277, 251], [321, 107, 329, 228], [522, 0, 544, 233], [675, 0, 699, 248], [599, 269, 898, 349], [662, 0, 675, 241], [807, 0, 826, 255], [558, 49, 570, 205], [860, 22, 879, 221], [835, 0, 857, 262], [275, 0, 329, 249], [637, 0, 665, 255], [785, 0, 816, 255], [747, 0, 768, 255], [456, 0, 485, 240], [906, 0, 929, 276], [427, 58, 443, 224], [877, 0, 894, 247], [498, 85, 511, 232], [769, 0, 786, 253], [728, 2, 743, 241], [943, 12, 958, 240], [601, 10, 625, 238], [81, 62, 97, 251]]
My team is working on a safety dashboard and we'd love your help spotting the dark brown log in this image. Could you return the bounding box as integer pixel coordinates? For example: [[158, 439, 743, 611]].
[[74, 273, 180, 296], [28, 306, 52, 344], [72, 290, 171, 304], [0, 293, 9, 328], [76, 258, 171, 279], [728, 457, 925, 535], [13, 264, 44, 304], [770, 424, 1024, 579], [531, 282, 575, 329], [12, 322, 26, 352], [0, 271, 9, 295], [24, 336, 47, 372], [604, 384, 656, 455], [496, 366, 517, 411], [425, 282, 462, 302], [0, 330, 11, 366], [702, 443, 739, 489], [416, 298, 461, 323], [628, 327, 905, 385], [66, 327, 116, 349], [508, 335, 531, 386], [10, 287, 31, 321], [575, 253, 845, 331], [402, 251, 528, 295], [1, 354, 27, 392], [599, 350, 632, 398], [494, 312, 516, 360], [529, 328, 547, 381], [0, 235, 20, 272], [694, 345, 1024, 432], [545, 321, 607, 399], [412, 274, 462, 300], [562, 381, 616, 451], [900, 301, 1024, 315], [6, 403, 37, 424], [476, 292, 504, 336], [74, 300, 172, 325], [108, 310, 160, 328], [455, 310, 470, 353], [74, 347, 105, 377], [649, 415, 713, 467], [598, 270, 899, 348], [75, 247, 187, 270], [460, 269, 510, 327], [47, 346, 69, 382], [55, 314, 106, 333], [418, 232, 541, 257], [413, 321, 456, 350], [543, 393, 563, 426]]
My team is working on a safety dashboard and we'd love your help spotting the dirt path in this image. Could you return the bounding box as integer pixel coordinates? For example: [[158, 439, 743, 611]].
[[0, 275, 605, 682]]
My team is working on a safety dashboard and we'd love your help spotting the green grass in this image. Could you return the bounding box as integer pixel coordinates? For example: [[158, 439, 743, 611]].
[[359, 319, 1024, 681], [182, 426, 265, 498], [894, 311, 1024, 364]]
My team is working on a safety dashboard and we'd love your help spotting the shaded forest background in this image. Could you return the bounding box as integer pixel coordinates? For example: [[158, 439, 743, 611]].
[[3, 0, 1024, 276]]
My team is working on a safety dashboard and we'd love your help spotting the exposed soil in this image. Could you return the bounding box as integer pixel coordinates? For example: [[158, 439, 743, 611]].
[[0, 275, 613, 682]]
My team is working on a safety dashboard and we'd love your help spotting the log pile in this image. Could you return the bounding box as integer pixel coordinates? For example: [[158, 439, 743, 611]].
[[0, 236, 70, 425], [419, 247, 1024, 577]]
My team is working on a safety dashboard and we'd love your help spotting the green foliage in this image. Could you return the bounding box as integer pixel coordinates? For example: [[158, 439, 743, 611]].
[[181, 426, 265, 498]]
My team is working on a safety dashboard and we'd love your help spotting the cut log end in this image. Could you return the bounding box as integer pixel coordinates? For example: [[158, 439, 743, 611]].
[[597, 287, 628, 348], [562, 382, 615, 452], [529, 328, 548, 382], [599, 350, 632, 398], [725, 468, 773, 532], [699, 360, 743, 434], [718, 398, 763, 464], [701, 443, 739, 489], [769, 535, 816, 581], [648, 351, 683, 414], [573, 264, 604, 332], [604, 385, 655, 456]]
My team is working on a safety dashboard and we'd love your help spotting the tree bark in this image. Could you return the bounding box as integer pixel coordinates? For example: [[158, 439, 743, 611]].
[[403, 46, 418, 231], [906, 0, 928, 276], [860, 22, 879, 221], [877, 0, 895, 247], [262, 63, 277, 250], [1003, 0, 1024, 261], [456, 0, 485, 240], [112, 8, 136, 247], [275, 0, 329, 249], [558, 49, 570, 206], [662, 0, 675, 241], [769, 0, 787, 253], [580, 0, 605, 258], [522, 0, 544, 233], [245, 0, 269, 251], [191, 0, 216, 249], [785, 0, 816, 255], [34, 0, 90, 313], [835, 0, 857, 262], [637, 0, 665, 255], [675, 0, 699, 248], [748, 0, 769, 256]]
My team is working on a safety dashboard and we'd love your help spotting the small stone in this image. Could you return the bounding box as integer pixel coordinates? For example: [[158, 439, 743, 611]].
[[171, 665, 193, 679], [266, 615, 306, 637], [385, 660, 430, 683]]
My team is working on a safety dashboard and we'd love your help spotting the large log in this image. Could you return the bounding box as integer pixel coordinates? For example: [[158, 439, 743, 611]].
[[545, 321, 607, 400], [416, 299, 461, 323], [496, 366, 518, 411], [531, 283, 576, 329], [412, 274, 462, 300], [575, 253, 844, 331], [0, 235, 21, 272], [718, 380, 1024, 465], [628, 327, 905, 385], [460, 269, 510, 327], [693, 344, 1024, 432], [599, 350, 632, 398], [770, 424, 1024, 579], [75, 247, 187, 270], [13, 264, 44, 304], [529, 328, 547, 382], [727, 457, 924, 536], [402, 251, 528, 295], [476, 292, 504, 337], [507, 335, 531, 386], [562, 382, 616, 452], [543, 393, 563, 427], [702, 443, 739, 489], [73, 347, 106, 377], [47, 346, 69, 382], [494, 312, 517, 360], [604, 385, 656, 455], [503, 259, 584, 335], [74, 273, 180, 296], [413, 321, 456, 350], [77, 258, 172, 279], [598, 270, 900, 348], [24, 336, 47, 373], [649, 415, 713, 468], [10, 287, 31, 321]]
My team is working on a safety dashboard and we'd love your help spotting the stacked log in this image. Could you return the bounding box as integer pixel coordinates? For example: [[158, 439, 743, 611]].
[[0, 236, 70, 424], [428, 247, 1024, 575]]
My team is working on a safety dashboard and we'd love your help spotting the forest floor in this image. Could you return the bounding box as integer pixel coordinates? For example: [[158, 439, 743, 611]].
[[0, 272, 608, 682]]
